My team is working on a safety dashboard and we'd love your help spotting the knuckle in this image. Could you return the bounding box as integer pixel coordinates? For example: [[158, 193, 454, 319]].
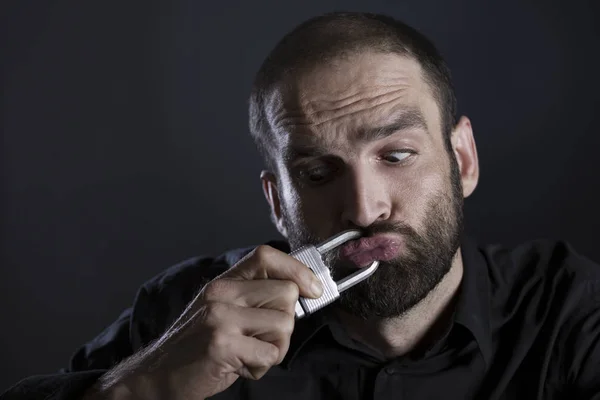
[[257, 343, 279, 366], [278, 314, 295, 337], [201, 279, 230, 301], [210, 329, 232, 350], [281, 280, 300, 297], [200, 302, 228, 326], [252, 245, 274, 262], [280, 281, 300, 307], [206, 330, 232, 359]]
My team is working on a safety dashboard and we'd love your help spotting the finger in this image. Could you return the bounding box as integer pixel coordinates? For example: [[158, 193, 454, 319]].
[[201, 279, 300, 315], [222, 245, 324, 299], [202, 302, 295, 365], [208, 332, 280, 380], [235, 336, 280, 380]]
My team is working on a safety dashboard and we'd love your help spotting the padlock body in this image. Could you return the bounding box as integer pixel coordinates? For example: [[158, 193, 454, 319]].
[[290, 246, 340, 318]]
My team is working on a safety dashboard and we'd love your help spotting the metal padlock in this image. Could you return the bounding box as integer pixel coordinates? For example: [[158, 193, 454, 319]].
[[291, 229, 380, 319]]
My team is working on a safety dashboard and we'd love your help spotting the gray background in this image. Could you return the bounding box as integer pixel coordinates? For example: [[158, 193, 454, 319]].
[[1, 0, 599, 391]]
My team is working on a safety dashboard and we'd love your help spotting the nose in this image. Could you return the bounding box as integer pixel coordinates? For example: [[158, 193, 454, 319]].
[[339, 166, 392, 228]]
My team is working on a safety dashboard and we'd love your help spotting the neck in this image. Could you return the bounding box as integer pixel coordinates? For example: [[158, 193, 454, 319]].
[[335, 247, 464, 359]]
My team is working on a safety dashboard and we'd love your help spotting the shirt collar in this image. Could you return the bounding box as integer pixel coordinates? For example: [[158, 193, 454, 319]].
[[453, 232, 493, 367], [279, 231, 493, 369]]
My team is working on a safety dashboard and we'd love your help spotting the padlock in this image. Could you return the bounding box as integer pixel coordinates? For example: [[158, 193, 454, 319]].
[[291, 229, 380, 319]]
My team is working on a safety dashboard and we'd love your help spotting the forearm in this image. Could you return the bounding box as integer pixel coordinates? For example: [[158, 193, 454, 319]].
[[82, 346, 164, 400], [82, 339, 214, 400]]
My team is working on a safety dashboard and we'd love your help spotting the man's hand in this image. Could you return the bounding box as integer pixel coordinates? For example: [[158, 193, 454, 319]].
[[87, 245, 324, 400]]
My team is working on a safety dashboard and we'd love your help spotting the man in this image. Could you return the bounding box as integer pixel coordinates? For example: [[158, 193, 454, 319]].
[[3, 11, 600, 400]]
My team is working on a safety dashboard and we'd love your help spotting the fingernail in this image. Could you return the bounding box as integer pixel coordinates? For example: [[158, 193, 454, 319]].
[[311, 279, 323, 297]]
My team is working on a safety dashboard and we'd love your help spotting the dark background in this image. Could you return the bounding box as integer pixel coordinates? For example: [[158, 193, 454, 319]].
[[1, 0, 599, 391]]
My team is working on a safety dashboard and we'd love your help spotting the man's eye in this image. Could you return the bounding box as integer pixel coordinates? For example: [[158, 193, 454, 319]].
[[298, 165, 332, 184], [383, 150, 415, 163]]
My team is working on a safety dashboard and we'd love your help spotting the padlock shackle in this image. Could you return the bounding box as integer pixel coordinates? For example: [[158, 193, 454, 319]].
[[336, 260, 380, 293], [315, 229, 362, 254]]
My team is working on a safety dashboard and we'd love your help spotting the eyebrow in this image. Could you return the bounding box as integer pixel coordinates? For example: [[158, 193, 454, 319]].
[[358, 108, 429, 143], [284, 109, 428, 162]]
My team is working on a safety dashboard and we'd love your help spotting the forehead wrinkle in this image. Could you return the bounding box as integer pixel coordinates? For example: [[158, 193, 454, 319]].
[[287, 84, 395, 117], [267, 51, 424, 123], [283, 111, 426, 164], [276, 96, 427, 164], [265, 53, 436, 162], [273, 85, 409, 130]]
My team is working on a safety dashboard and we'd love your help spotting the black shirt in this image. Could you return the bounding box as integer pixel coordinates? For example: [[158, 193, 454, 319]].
[[3, 233, 600, 399]]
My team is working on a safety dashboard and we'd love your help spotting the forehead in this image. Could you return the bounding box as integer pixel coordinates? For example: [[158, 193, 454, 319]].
[[265, 52, 441, 152]]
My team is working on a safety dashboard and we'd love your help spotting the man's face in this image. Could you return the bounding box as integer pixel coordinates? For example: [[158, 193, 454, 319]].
[[265, 52, 466, 319]]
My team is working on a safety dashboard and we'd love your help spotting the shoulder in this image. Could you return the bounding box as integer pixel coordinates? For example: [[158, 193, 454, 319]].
[[479, 237, 600, 335], [481, 238, 600, 296], [480, 239, 600, 390]]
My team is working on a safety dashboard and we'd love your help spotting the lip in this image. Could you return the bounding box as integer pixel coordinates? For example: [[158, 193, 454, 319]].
[[340, 234, 402, 267]]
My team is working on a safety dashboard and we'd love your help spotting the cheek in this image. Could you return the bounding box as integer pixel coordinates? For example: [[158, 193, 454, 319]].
[[282, 185, 342, 237], [277, 173, 303, 216], [296, 188, 338, 221], [280, 179, 332, 227], [388, 156, 443, 193], [388, 162, 448, 222], [281, 187, 303, 218]]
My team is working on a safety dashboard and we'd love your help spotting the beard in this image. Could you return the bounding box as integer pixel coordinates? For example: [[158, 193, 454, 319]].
[[281, 154, 464, 320]]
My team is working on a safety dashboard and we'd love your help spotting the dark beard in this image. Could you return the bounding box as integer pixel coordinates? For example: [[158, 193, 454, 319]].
[[282, 155, 464, 320]]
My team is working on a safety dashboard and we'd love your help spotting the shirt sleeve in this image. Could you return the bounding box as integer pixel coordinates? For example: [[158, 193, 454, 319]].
[[0, 286, 151, 400], [0, 253, 244, 400], [567, 281, 600, 399]]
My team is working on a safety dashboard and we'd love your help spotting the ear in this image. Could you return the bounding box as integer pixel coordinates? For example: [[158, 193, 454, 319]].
[[260, 170, 288, 237], [450, 116, 479, 198]]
